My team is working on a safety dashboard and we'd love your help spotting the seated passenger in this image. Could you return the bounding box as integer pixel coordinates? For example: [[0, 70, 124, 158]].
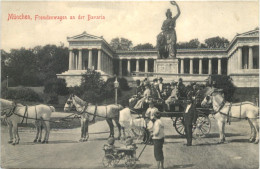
[[165, 81, 178, 111], [177, 78, 186, 99], [134, 82, 151, 109], [151, 82, 162, 100]]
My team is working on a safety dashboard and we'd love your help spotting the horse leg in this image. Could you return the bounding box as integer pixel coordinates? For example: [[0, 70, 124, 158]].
[[217, 120, 225, 144], [38, 122, 43, 142], [106, 119, 114, 138], [222, 122, 226, 142], [45, 121, 50, 143], [251, 119, 259, 144], [248, 119, 255, 142], [15, 129, 20, 144], [8, 123, 13, 144], [114, 119, 121, 140], [79, 117, 84, 142], [41, 121, 48, 144], [12, 123, 18, 145], [83, 120, 89, 142], [34, 121, 39, 142]]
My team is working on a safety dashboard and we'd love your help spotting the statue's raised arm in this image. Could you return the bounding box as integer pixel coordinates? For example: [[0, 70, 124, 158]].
[[170, 1, 181, 20]]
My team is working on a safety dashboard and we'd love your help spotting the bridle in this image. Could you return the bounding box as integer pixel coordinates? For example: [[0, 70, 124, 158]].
[[1, 103, 17, 117]]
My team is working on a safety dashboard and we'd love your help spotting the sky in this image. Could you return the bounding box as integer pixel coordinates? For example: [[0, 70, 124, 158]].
[[1, 1, 259, 51]]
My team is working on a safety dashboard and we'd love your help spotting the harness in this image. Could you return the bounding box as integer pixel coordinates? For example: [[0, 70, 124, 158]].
[[20, 105, 28, 124]]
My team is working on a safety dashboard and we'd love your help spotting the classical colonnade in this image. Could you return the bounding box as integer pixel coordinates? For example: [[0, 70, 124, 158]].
[[117, 58, 156, 76], [68, 48, 113, 75], [179, 57, 223, 75]]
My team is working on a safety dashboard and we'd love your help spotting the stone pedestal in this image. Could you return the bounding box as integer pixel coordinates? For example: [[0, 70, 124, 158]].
[[156, 59, 179, 74]]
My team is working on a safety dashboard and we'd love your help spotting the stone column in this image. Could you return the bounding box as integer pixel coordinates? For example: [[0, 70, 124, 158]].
[[127, 59, 131, 76], [153, 59, 156, 73], [237, 47, 242, 70], [199, 58, 202, 74], [145, 59, 148, 73], [78, 49, 82, 70], [119, 59, 122, 76], [72, 52, 75, 70], [189, 59, 193, 74], [97, 50, 102, 70], [88, 49, 92, 69], [180, 59, 184, 74], [249, 47, 253, 69], [218, 58, 222, 75], [136, 59, 139, 72], [69, 49, 73, 70], [208, 58, 212, 74], [75, 55, 78, 70]]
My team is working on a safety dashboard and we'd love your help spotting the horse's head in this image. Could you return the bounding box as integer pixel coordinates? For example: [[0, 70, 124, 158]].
[[201, 95, 212, 107], [0, 98, 16, 116], [64, 94, 74, 112], [201, 89, 225, 111]]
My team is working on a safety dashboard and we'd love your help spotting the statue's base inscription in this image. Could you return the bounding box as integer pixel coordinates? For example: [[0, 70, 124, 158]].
[[156, 59, 179, 74]]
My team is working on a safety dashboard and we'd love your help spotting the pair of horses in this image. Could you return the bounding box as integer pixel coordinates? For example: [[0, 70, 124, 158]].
[[0, 99, 55, 145], [1, 89, 258, 145]]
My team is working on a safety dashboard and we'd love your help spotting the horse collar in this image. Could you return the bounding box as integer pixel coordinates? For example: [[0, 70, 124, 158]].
[[6, 104, 17, 117]]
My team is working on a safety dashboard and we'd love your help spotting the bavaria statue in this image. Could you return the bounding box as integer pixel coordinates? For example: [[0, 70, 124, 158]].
[[157, 1, 181, 59]]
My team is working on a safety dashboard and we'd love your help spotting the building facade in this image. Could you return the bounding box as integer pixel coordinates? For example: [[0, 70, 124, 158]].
[[57, 28, 259, 88]]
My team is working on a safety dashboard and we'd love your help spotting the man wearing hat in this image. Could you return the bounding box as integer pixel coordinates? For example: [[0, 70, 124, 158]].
[[183, 82, 198, 146], [158, 77, 164, 93], [165, 80, 178, 111]]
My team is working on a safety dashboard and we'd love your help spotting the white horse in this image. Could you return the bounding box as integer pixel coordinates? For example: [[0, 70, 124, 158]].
[[64, 94, 124, 141], [0, 98, 55, 145], [201, 89, 259, 144]]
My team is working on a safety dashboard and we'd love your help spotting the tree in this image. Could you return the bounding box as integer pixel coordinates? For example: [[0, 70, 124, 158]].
[[204, 36, 229, 48], [177, 39, 201, 49], [69, 69, 105, 103], [109, 37, 133, 50], [133, 43, 155, 50]]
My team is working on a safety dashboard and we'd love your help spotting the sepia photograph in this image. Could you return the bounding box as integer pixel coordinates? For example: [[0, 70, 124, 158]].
[[1, 1, 259, 168]]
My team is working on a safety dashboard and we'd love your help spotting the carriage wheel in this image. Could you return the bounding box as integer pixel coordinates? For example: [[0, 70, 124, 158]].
[[102, 154, 116, 167], [126, 127, 147, 144], [174, 116, 186, 136], [124, 155, 136, 168], [193, 114, 211, 137]]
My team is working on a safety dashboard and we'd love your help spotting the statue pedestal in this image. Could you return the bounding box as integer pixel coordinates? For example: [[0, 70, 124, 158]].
[[156, 59, 179, 74]]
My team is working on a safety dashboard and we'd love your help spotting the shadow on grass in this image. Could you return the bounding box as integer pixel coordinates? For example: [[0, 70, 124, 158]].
[[203, 132, 245, 138], [166, 164, 194, 169], [17, 140, 79, 145], [116, 163, 152, 168], [164, 135, 185, 139]]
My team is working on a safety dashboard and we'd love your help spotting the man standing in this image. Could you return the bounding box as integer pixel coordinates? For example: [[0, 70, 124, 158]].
[[183, 82, 197, 146]]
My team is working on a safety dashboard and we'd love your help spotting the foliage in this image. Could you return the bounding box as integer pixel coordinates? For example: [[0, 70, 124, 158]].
[[5, 87, 43, 102], [44, 78, 69, 95], [110, 37, 133, 50], [177, 39, 201, 49], [45, 93, 59, 104], [133, 43, 155, 50], [204, 36, 229, 48], [1, 45, 69, 86], [206, 75, 236, 102], [106, 77, 130, 91], [69, 69, 105, 103]]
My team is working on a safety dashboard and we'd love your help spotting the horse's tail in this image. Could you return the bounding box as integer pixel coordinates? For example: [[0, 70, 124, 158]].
[[49, 106, 56, 112]]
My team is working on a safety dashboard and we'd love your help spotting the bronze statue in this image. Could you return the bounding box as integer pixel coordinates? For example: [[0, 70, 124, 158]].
[[157, 1, 181, 59]]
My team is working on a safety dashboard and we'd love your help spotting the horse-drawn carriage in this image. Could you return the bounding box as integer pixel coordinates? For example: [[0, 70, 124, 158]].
[[129, 98, 212, 139]]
